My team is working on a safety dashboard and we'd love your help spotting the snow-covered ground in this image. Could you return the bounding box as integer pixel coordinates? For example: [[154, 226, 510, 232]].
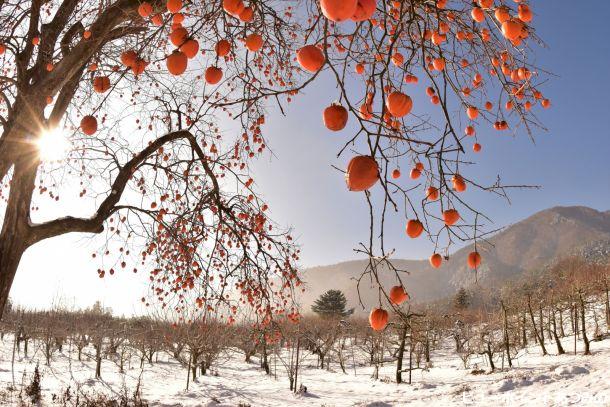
[[1, 326, 609, 407]]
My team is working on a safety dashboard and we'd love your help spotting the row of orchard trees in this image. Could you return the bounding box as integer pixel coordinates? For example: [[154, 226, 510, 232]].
[[1, 302, 228, 386], [1, 257, 608, 393], [415, 256, 610, 372]]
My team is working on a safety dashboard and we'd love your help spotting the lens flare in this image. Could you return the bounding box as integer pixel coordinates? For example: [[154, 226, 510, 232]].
[[36, 127, 70, 162]]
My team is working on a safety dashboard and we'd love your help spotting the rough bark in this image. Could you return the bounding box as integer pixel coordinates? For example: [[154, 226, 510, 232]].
[[395, 323, 408, 384]]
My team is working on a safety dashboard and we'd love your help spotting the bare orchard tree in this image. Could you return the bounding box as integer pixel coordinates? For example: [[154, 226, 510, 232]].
[[163, 310, 227, 390], [130, 317, 164, 367], [273, 321, 307, 393], [230, 321, 260, 363], [302, 315, 345, 371]]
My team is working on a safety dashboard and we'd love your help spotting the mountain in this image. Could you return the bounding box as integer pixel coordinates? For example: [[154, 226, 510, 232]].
[[298, 206, 610, 313]]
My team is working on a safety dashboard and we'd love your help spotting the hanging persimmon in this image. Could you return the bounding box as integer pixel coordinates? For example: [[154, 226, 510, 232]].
[[389, 286, 409, 305], [245, 33, 263, 52], [351, 0, 376, 22], [471, 7, 484, 22], [223, 0, 244, 16], [466, 106, 478, 120], [166, 50, 187, 75], [478, 0, 492, 9], [426, 186, 439, 201], [93, 76, 110, 93], [429, 253, 442, 268], [386, 91, 412, 117], [518, 4, 533, 23], [494, 6, 510, 23], [473, 143, 482, 152], [296, 45, 325, 72], [215, 40, 231, 57], [167, 0, 182, 13], [409, 167, 421, 179], [80, 115, 98, 135], [131, 58, 147, 76], [173, 13, 185, 24], [443, 209, 460, 226], [120, 50, 137, 67], [501, 19, 522, 41], [180, 39, 199, 59], [170, 27, 188, 46], [151, 13, 163, 25], [345, 155, 379, 191], [138, 2, 153, 17], [391, 169, 400, 179], [405, 74, 418, 84], [433, 30, 448, 45], [452, 174, 466, 192], [239, 6, 254, 22], [323, 104, 348, 131], [467, 251, 482, 269], [359, 102, 373, 120], [432, 57, 445, 71], [320, 0, 358, 22], [406, 219, 424, 238], [369, 308, 388, 331], [205, 66, 223, 84]]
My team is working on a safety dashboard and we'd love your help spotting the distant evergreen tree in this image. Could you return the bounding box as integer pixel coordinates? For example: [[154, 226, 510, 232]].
[[453, 287, 470, 310], [311, 290, 354, 317]]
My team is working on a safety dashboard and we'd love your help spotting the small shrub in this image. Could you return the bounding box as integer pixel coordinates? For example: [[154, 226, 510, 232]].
[[25, 363, 42, 404]]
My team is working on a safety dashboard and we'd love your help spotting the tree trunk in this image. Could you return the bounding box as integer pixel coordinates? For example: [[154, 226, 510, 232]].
[[261, 344, 270, 375], [453, 334, 462, 353], [538, 303, 546, 349], [294, 338, 300, 394], [0, 156, 41, 318], [501, 301, 512, 368], [572, 303, 579, 338], [395, 324, 408, 384], [424, 328, 430, 364], [527, 296, 547, 355], [604, 280, 610, 330], [550, 309, 565, 355], [521, 311, 527, 347], [0, 242, 27, 319], [486, 342, 495, 372], [95, 354, 102, 379], [408, 335, 413, 385], [185, 353, 191, 390], [578, 291, 590, 355]]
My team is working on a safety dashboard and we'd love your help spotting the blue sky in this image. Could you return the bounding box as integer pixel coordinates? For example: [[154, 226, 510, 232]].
[[10, 1, 610, 314], [251, 1, 610, 266]]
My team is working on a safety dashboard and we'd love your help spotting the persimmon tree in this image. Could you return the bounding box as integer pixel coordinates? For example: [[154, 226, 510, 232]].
[[0, 0, 549, 325]]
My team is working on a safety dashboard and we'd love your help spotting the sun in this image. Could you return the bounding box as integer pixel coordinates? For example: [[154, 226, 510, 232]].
[[36, 127, 71, 162]]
